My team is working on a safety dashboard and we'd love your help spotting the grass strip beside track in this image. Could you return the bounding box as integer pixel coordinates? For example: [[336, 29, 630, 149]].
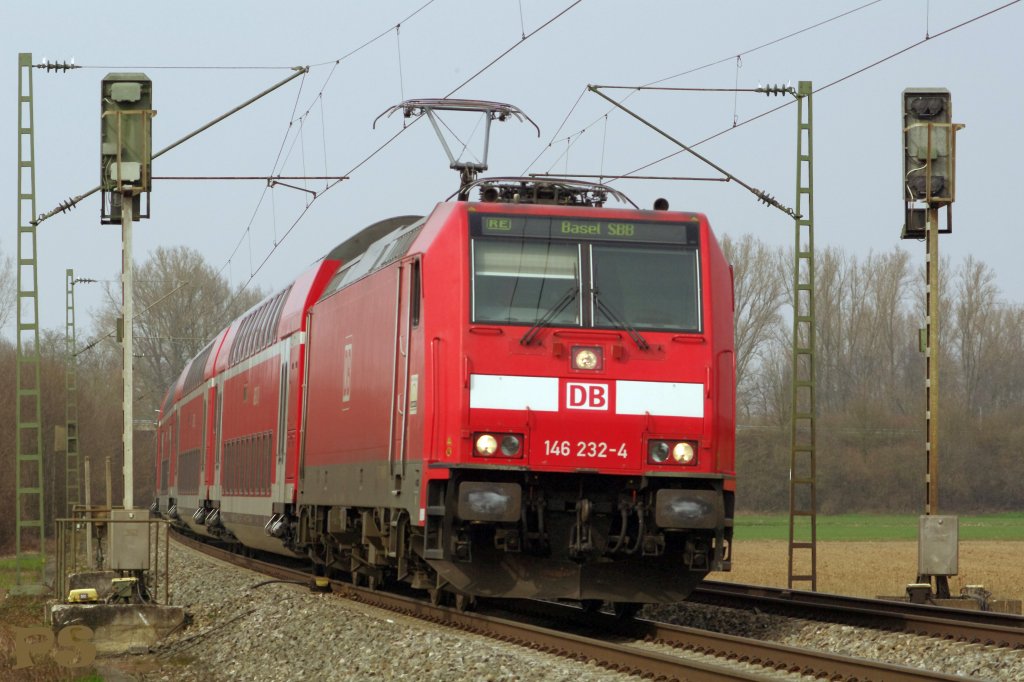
[[735, 512, 1024, 541]]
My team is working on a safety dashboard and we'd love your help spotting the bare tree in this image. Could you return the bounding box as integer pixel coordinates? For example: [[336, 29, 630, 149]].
[[952, 256, 999, 415], [722, 236, 1024, 512], [721, 234, 788, 416], [0, 246, 15, 335], [94, 245, 263, 413]]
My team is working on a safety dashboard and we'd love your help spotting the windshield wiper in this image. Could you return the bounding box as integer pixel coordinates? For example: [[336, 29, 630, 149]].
[[520, 285, 578, 346], [592, 288, 650, 351]]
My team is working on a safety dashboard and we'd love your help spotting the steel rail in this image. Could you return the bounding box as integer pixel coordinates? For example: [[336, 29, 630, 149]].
[[499, 598, 979, 682], [692, 580, 1024, 649], [170, 531, 972, 681]]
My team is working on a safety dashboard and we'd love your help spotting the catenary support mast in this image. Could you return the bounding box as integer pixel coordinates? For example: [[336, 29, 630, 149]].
[[788, 81, 818, 592], [14, 52, 47, 593], [65, 269, 81, 515]]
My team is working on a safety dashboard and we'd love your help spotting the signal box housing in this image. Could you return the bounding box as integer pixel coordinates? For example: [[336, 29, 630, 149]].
[[902, 88, 954, 205], [101, 72, 153, 223], [108, 509, 151, 570]]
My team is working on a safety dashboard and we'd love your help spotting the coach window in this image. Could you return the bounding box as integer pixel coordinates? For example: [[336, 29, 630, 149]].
[[472, 241, 580, 325], [591, 245, 700, 331]]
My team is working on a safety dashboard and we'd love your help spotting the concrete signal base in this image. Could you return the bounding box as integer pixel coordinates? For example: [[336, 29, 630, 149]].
[[50, 603, 185, 655]]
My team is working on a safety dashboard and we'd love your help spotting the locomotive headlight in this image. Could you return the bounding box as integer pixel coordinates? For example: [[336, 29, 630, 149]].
[[500, 435, 521, 457], [672, 441, 696, 464], [571, 346, 603, 371], [648, 440, 670, 463], [475, 434, 498, 456]]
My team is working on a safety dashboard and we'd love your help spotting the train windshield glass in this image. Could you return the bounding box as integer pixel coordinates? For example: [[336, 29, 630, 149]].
[[591, 245, 700, 331], [472, 241, 580, 324], [471, 213, 702, 332]]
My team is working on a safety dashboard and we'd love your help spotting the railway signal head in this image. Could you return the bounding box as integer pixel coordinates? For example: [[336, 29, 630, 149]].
[[100, 73, 154, 223], [902, 88, 955, 206]]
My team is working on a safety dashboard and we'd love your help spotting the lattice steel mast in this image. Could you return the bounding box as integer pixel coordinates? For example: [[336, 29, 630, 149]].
[[14, 52, 46, 592], [788, 81, 817, 592], [65, 269, 81, 515]]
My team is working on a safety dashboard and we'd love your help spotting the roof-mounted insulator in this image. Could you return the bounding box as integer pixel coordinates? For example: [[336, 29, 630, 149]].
[[459, 176, 637, 209]]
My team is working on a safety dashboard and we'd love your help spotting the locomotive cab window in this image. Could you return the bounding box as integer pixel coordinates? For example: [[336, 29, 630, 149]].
[[591, 245, 699, 332], [472, 241, 580, 324], [471, 213, 701, 332]]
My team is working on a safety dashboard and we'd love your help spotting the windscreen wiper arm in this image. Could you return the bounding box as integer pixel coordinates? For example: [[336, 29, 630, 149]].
[[520, 286, 578, 346], [592, 288, 650, 351]]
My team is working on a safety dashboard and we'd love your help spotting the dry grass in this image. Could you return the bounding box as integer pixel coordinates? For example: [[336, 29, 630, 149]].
[[711, 540, 1024, 603], [0, 596, 77, 681]]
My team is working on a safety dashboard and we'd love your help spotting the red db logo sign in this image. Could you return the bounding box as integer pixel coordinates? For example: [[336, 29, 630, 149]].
[[566, 382, 609, 410]]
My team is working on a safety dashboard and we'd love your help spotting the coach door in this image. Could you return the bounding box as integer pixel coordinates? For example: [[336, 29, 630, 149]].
[[213, 389, 223, 498], [390, 257, 421, 493]]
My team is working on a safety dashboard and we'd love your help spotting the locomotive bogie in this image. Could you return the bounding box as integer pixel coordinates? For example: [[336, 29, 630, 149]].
[[424, 471, 731, 601]]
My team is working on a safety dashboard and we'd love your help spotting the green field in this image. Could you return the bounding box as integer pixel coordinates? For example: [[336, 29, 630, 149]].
[[735, 513, 1024, 541], [0, 554, 45, 590]]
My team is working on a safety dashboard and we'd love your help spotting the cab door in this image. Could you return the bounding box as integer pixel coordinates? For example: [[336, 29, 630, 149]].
[[390, 257, 421, 491]]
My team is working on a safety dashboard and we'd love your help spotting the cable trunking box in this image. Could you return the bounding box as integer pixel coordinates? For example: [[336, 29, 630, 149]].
[[109, 509, 150, 570]]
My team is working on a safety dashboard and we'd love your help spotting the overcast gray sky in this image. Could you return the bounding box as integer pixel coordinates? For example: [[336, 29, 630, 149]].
[[3, 1, 1022, 342]]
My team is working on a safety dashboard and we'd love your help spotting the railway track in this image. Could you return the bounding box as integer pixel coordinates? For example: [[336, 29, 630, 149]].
[[169, 530, 984, 681], [690, 580, 1024, 649]]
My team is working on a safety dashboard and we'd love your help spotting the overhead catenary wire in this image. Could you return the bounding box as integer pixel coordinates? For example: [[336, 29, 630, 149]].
[[216, 0, 586, 308], [78, 64, 294, 70], [523, 0, 885, 175], [589, 85, 798, 218], [645, 0, 885, 88], [532, 173, 727, 182], [76, 279, 193, 356], [210, 2, 445, 297], [70, 0, 584, 334], [615, 0, 1020, 181], [308, 0, 439, 69], [396, 24, 406, 103], [444, 0, 585, 97], [207, 1, 444, 297], [732, 56, 743, 126], [33, 66, 309, 227]]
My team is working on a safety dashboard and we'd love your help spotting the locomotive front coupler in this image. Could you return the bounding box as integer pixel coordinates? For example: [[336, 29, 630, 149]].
[[568, 498, 598, 560]]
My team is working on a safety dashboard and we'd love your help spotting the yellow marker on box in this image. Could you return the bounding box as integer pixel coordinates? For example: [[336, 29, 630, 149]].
[[67, 588, 99, 603]]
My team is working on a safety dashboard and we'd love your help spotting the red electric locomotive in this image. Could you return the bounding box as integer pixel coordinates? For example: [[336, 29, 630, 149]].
[[156, 177, 734, 609]]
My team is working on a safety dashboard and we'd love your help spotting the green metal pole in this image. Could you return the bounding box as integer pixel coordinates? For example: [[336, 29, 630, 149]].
[[14, 52, 47, 594]]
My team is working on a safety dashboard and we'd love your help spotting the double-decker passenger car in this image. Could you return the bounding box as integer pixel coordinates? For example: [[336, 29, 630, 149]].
[[156, 179, 734, 609]]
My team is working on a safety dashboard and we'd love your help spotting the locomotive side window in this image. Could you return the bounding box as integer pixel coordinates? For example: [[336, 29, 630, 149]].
[[591, 246, 700, 332], [472, 241, 580, 324], [410, 259, 421, 327]]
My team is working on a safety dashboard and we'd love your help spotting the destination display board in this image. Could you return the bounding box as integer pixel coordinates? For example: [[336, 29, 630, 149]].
[[470, 213, 700, 245]]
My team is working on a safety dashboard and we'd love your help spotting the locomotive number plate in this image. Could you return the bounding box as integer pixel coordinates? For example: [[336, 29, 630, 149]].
[[544, 440, 628, 459]]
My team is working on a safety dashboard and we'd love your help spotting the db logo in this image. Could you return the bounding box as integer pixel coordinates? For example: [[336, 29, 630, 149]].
[[13, 626, 96, 669], [566, 382, 609, 410]]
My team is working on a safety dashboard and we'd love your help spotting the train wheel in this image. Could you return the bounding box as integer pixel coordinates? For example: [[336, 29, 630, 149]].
[[612, 602, 641, 619], [454, 593, 476, 612], [351, 570, 363, 588], [427, 588, 444, 607]]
